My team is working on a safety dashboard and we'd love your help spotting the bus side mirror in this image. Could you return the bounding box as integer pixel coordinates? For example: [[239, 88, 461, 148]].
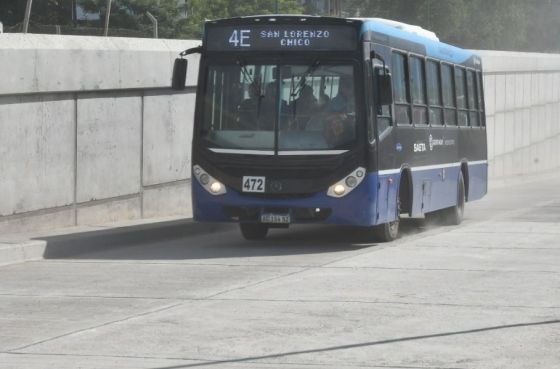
[[172, 58, 188, 91], [377, 73, 393, 106]]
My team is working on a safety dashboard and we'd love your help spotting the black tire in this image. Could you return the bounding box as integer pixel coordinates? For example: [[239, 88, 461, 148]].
[[239, 223, 269, 240], [443, 172, 466, 225], [373, 197, 400, 242], [372, 218, 399, 242]]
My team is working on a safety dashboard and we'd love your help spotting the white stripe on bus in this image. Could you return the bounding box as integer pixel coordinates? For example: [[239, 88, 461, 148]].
[[209, 149, 349, 156], [278, 150, 348, 156], [378, 160, 487, 175], [209, 148, 275, 155]]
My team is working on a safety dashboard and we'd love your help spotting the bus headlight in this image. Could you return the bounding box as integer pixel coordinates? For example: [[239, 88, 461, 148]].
[[193, 165, 226, 196], [327, 167, 366, 198], [333, 184, 346, 196], [210, 181, 223, 194]]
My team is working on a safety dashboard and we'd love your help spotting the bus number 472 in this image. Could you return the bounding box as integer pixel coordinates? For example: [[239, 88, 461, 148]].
[[242, 176, 265, 193]]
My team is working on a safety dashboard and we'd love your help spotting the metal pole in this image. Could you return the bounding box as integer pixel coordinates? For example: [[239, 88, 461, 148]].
[[72, 0, 78, 27], [23, 0, 33, 33], [103, 0, 112, 37], [428, 0, 432, 29], [275, 0, 279, 14], [146, 11, 158, 38]]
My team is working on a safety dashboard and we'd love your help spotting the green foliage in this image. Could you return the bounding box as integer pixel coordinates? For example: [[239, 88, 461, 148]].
[[179, 0, 304, 38], [79, 0, 184, 38], [1, 0, 559, 52], [1, 0, 75, 27], [0, 0, 23, 26], [337, 0, 560, 52]]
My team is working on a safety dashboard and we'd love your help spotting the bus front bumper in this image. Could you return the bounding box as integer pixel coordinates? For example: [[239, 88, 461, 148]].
[[192, 174, 380, 226]]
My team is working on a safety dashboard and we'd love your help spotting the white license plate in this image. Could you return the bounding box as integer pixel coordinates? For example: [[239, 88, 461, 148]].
[[261, 213, 291, 224], [242, 176, 265, 193]]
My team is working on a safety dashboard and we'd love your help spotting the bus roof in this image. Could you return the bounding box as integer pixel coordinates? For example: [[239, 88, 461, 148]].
[[359, 18, 476, 64], [204, 15, 357, 26]]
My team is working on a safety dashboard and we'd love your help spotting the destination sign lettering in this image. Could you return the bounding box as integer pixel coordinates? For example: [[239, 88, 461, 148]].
[[205, 25, 358, 51]]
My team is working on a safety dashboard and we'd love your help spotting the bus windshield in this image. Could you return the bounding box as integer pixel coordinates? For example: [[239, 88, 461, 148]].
[[201, 63, 356, 152]]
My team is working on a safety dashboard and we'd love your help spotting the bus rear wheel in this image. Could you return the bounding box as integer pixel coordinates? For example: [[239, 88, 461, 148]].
[[239, 223, 269, 240], [442, 172, 466, 225]]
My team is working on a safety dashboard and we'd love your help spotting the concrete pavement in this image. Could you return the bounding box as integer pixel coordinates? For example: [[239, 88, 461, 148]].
[[0, 174, 559, 368]]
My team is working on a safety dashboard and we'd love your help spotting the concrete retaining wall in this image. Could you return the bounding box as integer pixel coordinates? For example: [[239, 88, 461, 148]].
[[0, 35, 559, 234], [0, 34, 199, 234], [477, 50, 560, 178]]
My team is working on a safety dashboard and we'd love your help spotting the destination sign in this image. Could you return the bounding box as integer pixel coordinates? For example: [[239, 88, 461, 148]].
[[205, 25, 358, 51]]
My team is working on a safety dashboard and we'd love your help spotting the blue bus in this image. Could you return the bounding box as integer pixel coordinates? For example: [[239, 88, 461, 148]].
[[172, 16, 487, 241]]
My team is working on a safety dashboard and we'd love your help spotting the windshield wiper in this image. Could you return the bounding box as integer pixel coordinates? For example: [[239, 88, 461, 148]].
[[237, 58, 265, 118], [236, 58, 252, 83], [290, 60, 320, 117], [290, 60, 320, 98]]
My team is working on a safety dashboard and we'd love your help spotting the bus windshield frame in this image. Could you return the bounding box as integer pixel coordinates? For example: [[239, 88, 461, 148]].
[[197, 54, 365, 155]]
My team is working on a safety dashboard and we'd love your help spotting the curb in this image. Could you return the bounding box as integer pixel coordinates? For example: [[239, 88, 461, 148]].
[[0, 240, 47, 266], [0, 219, 230, 266]]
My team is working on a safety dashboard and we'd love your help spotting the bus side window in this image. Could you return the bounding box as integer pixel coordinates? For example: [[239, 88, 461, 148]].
[[410, 56, 428, 125], [427, 60, 443, 126], [477, 72, 485, 127], [467, 70, 480, 126], [455, 66, 469, 126], [441, 64, 457, 126], [375, 67, 392, 137], [392, 52, 411, 125]]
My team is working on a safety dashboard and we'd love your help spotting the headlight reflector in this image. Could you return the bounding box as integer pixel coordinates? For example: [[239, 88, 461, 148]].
[[193, 165, 226, 195], [327, 167, 366, 198], [200, 173, 210, 185], [345, 176, 358, 188]]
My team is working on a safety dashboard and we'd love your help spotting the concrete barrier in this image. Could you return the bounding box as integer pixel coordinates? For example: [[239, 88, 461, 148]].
[[0, 35, 559, 234], [476, 50, 560, 179], [0, 34, 199, 234]]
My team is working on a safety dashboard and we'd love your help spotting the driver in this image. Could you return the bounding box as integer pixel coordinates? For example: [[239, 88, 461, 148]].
[[323, 76, 355, 145]]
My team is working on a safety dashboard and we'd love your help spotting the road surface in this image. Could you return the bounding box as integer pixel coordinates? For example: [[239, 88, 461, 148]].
[[1, 175, 559, 368]]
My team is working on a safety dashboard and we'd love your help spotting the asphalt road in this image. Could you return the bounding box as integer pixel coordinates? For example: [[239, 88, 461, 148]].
[[1, 175, 559, 369]]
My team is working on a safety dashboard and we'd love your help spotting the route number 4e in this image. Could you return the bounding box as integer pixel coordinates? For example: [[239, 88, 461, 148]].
[[229, 30, 251, 47]]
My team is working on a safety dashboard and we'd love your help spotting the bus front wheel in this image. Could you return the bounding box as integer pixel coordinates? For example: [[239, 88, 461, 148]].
[[239, 223, 269, 240], [443, 172, 466, 225], [373, 218, 399, 242], [373, 199, 400, 242]]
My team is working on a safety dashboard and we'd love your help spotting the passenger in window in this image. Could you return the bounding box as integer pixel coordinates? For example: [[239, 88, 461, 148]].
[[327, 77, 355, 114], [317, 85, 330, 109], [296, 85, 317, 108], [260, 82, 289, 130], [237, 82, 261, 129], [290, 84, 318, 130]]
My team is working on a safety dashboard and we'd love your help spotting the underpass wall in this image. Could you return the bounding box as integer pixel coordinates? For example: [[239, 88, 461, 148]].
[[477, 50, 560, 179], [0, 34, 200, 234], [0, 36, 559, 234]]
